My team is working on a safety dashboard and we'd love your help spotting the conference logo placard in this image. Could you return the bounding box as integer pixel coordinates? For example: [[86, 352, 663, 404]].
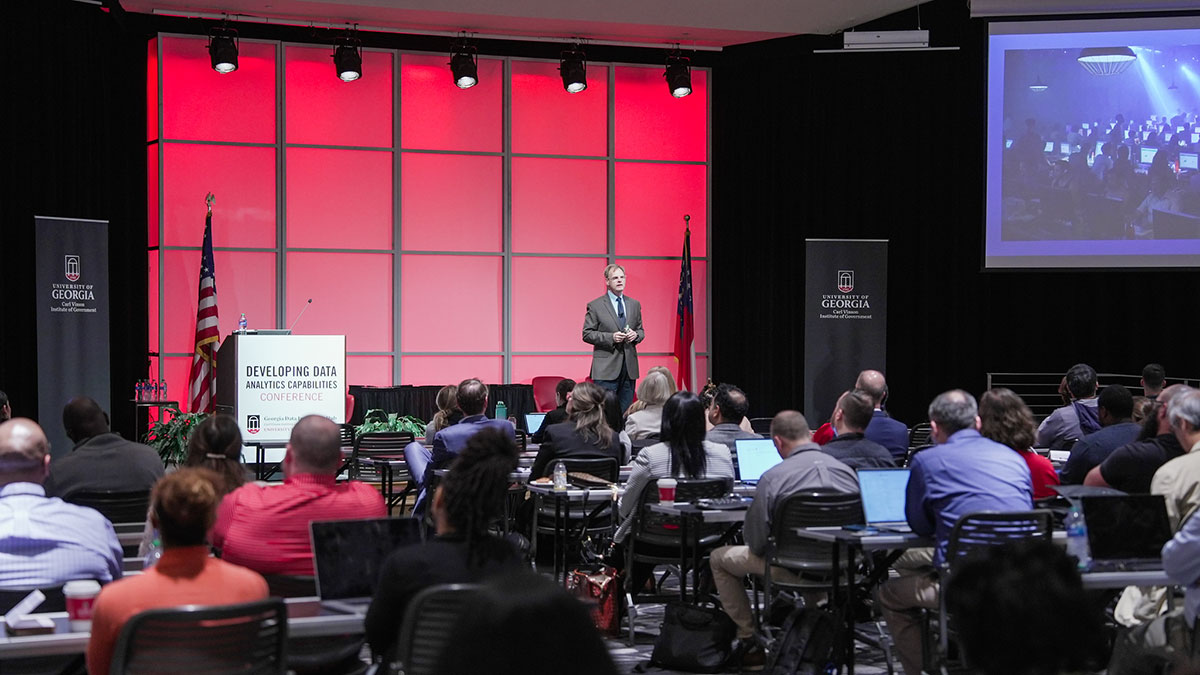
[[65, 255, 80, 282], [246, 414, 261, 434], [837, 270, 854, 293]]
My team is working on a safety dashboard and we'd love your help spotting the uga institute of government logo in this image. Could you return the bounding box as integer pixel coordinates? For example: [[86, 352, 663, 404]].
[[837, 270, 854, 293], [64, 255, 81, 282], [246, 415, 261, 435]]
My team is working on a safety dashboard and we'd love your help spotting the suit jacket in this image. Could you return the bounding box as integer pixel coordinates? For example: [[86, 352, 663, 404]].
[[582, 293, 644, 380], [429, 415, 516, 473], [865, 410, 909, 461], [530, 422, 622, 479]]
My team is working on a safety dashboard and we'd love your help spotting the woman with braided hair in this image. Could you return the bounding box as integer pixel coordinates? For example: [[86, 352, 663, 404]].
[[365, 427, 524, 662]]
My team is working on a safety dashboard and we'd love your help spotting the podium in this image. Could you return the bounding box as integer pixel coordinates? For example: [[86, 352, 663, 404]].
[[216, 333, 346, 477]]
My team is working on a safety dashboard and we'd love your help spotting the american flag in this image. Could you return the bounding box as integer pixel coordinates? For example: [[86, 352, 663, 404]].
[[187, 211, 220, 413], [672, 226, 696, 392]]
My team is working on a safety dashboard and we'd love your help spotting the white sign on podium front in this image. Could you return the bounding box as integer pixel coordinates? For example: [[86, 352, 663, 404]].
[[234, 334, 346, 445]]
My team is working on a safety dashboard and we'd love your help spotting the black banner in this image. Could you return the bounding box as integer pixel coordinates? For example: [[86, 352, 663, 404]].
[[803, 239, 888, 428], [35, 217, 110, 458]]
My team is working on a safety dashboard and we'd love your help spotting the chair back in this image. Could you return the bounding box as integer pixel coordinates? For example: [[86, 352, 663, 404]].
[[749, 417, 773, 434], [907, 423, 933, 450], [769, 491, 864, 573], [393, 583, 482, 675], [552, 457, 619, 482], [338, 424, 355, 450], [345, 393, 356, 424], [531, 376, 565, 413], [0, 585, 68, 614], [515, 429, 528, 452], [944, 510, 1053, 573], [66, 490, 151, 524], [352, 431, 415, 483], [109, 598, 287, 675], [633, 477, 731, 547], [629, 438, 659, 460]]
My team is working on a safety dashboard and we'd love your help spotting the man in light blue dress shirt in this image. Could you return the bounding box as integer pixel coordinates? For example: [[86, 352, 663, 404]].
[[0, 418, 123, 588]]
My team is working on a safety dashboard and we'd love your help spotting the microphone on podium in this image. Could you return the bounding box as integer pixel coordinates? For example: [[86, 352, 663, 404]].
[[288, 298, 313, 333]]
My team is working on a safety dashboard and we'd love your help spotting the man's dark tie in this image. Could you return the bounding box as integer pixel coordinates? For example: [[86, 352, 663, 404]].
[[617, 296, 626, 322]]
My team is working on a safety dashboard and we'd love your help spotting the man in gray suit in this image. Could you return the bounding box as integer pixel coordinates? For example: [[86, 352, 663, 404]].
[[583, 264, 644, 413]]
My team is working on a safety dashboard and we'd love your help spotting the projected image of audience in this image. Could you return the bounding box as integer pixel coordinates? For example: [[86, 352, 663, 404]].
[[1000, 44, 1200, 242]]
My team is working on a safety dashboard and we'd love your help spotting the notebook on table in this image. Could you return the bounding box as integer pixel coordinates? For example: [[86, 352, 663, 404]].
[[1081, 494, 1172, 572], [734, 438, 782, 483], [310, 516, 423, 614], [525, 412, 547, 434], [857, 468, 912, 533]]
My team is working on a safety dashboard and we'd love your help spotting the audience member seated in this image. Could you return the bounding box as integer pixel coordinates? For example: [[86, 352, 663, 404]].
[[530, 382, 622, 479], [531, 378, 575, 444], [1132, 396, 1154, 425], [44, 397, 164, 500], [626, 366, 677, 418], [710, 410, 859, 668], [1085, 385, 1189, 493], [211, 415, 385, 576], [423, 384, 464, 442], [0, 390, 10, 421], [855, 370, 908, 461], [1060, 384, 1141, 485], [979, 388, 1059, 499], [1152, 389, 1200, 529], [819, 390, 897, 470], [624, 370, 673, 441], [428, 378, 515, 474], [704, 383, 760, 454], [0, 418, 122, 588], [433, 570, 619, 675], [138, 413, 250, 557], [615, 391, 735, 590], [879, 390, 1033, 675], [1036, 363, 1100, 450], [1108, 468, 1200, 675], [87, 468, 268, 675], [602, 390, 632, 464], [1142, 363, 1166, 401], [947, 541, 1106, 675], [365, 428, 523, 662]]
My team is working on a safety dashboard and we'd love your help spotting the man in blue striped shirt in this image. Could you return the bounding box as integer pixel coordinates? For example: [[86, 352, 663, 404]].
[[0, 418, 123, 588]]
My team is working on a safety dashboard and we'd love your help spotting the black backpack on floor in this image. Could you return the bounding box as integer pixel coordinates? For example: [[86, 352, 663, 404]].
[[766, 605, 843, 675]]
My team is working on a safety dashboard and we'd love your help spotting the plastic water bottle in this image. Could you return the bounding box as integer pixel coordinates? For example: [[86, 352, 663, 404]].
[[160, 379, 167, 401], [135, 380, 144, 401], [1065, 503, 1091, 570], [238, 313, 248, 332], [495, 400, 507, 421], [553, 461, 568, 492], [143, 536, 163, 569]]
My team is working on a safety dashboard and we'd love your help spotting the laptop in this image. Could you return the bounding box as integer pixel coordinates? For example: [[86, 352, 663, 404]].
[[857, 468, 912, 532], [734, 438, 782, 483], [525, 412, 547, 435], [1081, 494, 1172, 572], [310, 516, 424, 614]]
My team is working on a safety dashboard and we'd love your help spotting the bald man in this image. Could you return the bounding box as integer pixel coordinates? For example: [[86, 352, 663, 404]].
[[0, 418, 122, 587], [211, 415, 386, 576], [856, 370, 909, 461]]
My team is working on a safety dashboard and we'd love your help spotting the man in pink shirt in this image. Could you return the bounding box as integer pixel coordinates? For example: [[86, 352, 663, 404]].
[[211, 415, 385, 576]]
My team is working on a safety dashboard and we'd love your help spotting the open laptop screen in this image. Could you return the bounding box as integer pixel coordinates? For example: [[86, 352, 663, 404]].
[[1081, 494, 1171, 562], [525, 412, 547, 434], [734, 438, 781, 482], [310, 517, 423, 601], [858, 468, 911, 525]]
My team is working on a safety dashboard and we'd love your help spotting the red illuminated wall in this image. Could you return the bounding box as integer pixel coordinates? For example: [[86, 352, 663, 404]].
[[148, 37, 709, 405]]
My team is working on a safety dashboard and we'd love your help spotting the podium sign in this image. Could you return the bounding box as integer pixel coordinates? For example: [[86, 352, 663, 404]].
[[223, 334, 346, 444]]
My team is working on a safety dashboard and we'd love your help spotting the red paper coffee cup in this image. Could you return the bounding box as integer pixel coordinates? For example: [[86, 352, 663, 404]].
[[63, 580, 101, 632], [658, 478, 678, 504]]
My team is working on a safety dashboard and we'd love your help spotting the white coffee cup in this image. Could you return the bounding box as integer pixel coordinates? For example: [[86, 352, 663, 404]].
[[658, 478, 678, 505], [63, 580, 102, 632]]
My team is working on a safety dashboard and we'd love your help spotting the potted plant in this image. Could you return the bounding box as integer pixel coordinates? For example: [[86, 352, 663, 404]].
[[143, 406, 209, 467], [355, 409, 425, 438]]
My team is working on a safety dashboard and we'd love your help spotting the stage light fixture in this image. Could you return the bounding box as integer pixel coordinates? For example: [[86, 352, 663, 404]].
[[207, 26, 238, 74], [449, 41, 478, 89], [1077, 46, 1137, 76], [560, 47, 587, 93], [333, 32, 362, 82], [664, 50, 692, 98], [1029, 75, 1048, 92]]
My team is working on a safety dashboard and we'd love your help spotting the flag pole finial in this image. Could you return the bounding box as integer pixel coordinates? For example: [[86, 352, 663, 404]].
[[205, 193, 215, 213]]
